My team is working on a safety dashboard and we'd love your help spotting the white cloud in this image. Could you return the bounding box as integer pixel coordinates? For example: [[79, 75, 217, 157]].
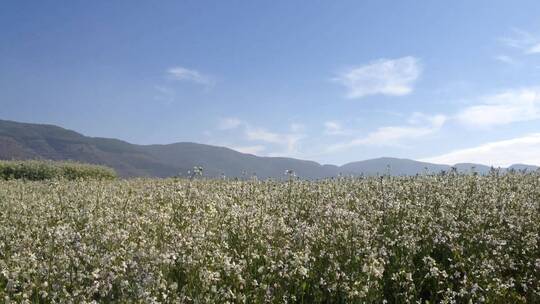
[[408, 112, 446, 126], [323, 120, 362, 136], [218, 117, 243, 130], [456, 87, 540, 127], [355, 125, 436, 145], [245, 128, 283, 144], [500, 29, 535, 48], [217, 119, 305, 156], [167, 66, 213, 85], [500, 29, 540, 55], [527, 43, 540, 54], [494, 55, 516, 64], [327, 113, 445, 152], [334, 56, 421, 99], [324, 121, 345, 135], [421, 134, 540, 167], [245, 125, 304, 154], [229, 145, 266, 155]]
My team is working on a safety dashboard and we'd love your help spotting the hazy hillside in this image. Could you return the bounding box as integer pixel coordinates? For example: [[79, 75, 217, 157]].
[[341, 157, 451, 176], [139, 143, 337, 178], [507, 164, 539, 171], [0, 119, 336, 178], [0, 119, 537, 178]]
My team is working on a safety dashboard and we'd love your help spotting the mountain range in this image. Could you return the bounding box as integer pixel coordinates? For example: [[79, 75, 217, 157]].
[[0, 119, 537, 178]]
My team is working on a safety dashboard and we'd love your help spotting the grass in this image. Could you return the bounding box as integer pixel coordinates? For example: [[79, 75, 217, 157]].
[[0, 160, 117, 181], [0, 172, 538, 303]]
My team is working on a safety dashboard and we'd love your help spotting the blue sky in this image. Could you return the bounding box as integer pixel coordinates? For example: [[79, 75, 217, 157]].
[[2, 1, 540, 166]]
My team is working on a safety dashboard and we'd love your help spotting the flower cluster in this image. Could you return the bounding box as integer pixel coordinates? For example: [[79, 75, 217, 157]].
[[0, 173, 539, 303]]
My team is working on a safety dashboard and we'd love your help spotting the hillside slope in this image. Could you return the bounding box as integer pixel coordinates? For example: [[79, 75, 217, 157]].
[[1, 119, 537, 178], [0, 119, 337, 178]]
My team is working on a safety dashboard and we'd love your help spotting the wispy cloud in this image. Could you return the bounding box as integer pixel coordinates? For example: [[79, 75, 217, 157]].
[[500, 28, 540, 55], [216, 118, 305, 156], [324, 121, 346, 135], [323, 120, 358, 136], [218, 117, 243, 130], [154, 66, 213, 102], [327, 113, 445, 152], [456, 87, 540, 127], [334, 56, 421, 99], [421, 133, 540, 167], [528, 43, 540, 54], [245, 125, 304, 155], [493, 55, 516, 65], [167, 66, 214, 85], [245, 128, 284, 144]]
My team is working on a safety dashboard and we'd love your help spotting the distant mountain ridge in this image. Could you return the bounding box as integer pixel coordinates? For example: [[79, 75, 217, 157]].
[[0, 119, 537, 178]]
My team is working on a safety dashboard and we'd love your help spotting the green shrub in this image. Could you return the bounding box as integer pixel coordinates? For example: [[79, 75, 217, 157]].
[[0, 160, 116, 180]]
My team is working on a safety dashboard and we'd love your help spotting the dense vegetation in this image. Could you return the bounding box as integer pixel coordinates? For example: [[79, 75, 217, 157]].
[[0, 173, 539, 303], [0, 160, 116, 181]]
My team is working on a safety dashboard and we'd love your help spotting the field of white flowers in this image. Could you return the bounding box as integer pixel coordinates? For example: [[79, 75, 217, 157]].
[[1, 173, 539, 303]]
